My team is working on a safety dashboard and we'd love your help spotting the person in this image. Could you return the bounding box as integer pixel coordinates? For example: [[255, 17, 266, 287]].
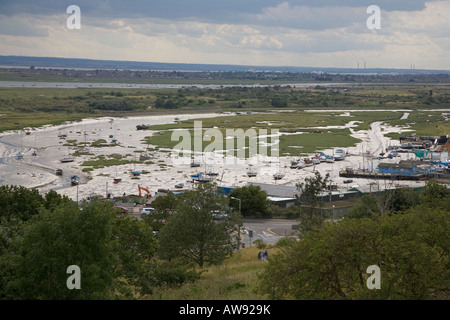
[[263, 250, 268, 260], [257, 251, 262, 261]]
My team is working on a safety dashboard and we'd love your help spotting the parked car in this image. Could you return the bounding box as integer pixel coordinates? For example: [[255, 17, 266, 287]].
[[211, 210, 229, 220], [113, 206, 128, 215], [140, 207, 155, 215]]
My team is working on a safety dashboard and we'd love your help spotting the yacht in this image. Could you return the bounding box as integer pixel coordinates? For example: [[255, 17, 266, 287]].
[[273, 173, 285, 180], [247, 171, 257, 177], [325, 155, 335, 163], [291, 158, 305, 169], [333, 148, 346, 161]]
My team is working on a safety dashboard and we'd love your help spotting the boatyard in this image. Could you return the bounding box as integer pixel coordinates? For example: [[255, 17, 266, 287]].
[[1, 110, 448, 205]]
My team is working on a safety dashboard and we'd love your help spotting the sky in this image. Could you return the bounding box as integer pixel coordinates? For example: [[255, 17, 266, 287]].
[[0, 0, 449, 70]]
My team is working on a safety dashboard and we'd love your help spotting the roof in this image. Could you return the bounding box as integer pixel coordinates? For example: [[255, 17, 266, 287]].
[[248, 182, 300, 198], [378, 161, 417, 169], [267, 196, 297, 202]]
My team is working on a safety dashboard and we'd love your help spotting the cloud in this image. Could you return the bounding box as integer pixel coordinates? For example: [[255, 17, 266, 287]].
[[0, 1, 449, 69], [0, 14, 49, 37]]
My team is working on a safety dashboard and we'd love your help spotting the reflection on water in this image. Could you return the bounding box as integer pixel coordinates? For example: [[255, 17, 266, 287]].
[[0, 81, 347, 89]]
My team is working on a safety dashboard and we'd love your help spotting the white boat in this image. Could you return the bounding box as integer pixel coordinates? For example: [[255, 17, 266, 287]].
[[333, 148, 346, 161], [273, 173, 285, 180], [71, 175, 80, 186], [60, 157, 75, 163], [325, 155, 335, 163], [247, 171, 257, 177], [196, 173, 214, 183], [312, 157, 321, 165], [297, 159, 306, 168], [303, 158, 314, 167], [291, 158, 305, 169]]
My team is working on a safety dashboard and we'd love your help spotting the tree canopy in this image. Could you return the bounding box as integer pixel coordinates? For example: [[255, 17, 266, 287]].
[[158, 183, 242, 267], [259, 180, 450, 300]]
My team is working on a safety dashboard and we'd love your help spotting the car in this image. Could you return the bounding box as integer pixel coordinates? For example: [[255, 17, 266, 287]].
[[211, 210, 229, 220], [113, 206, 128, 215], [140, 207, 155, 215]]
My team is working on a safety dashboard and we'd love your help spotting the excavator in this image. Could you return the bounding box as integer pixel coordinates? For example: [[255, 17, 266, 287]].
[[138, 185, 151, 199]]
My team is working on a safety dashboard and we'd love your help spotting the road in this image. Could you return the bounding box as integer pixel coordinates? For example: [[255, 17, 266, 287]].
[[241, 218, 299, 246]]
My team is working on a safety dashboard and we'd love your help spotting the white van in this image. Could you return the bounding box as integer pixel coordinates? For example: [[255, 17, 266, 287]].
[[140, 207, 155, 215]]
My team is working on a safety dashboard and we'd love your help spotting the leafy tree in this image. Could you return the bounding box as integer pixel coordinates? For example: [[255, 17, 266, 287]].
[[420, 179, 449, 210], [111, 215, 158, 297], [259, 206, 450, 300], [158, 183, 242, 267], [43, 189, 72, 211], [347, 194, 379, 219], [0, 185, 44, 223], [228, 185, 270, 217], [143, 192, 178, 232], [295, 172, 330, 233], [5, 200, 116, 299]]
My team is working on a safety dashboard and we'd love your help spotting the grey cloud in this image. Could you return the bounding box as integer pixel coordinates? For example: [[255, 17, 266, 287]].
[[0, 0, 442, 20]]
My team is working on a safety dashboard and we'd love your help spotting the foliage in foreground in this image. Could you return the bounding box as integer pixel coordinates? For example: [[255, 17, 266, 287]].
[[259, 181, 450, 300]]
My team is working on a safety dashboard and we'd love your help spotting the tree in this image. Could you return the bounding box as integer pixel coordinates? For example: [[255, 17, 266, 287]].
[[111, 215, 158, 297], [43, 189, 72, 211], [228, 185, 270, 217], [5, 200, 116, 299], [158, 183, 241, 267], [295, 172, 330, 233], [143, 191, 178, 232], [346, 194, 380, 219], [420, 179, 449, 210], [259, 206, 450, 300], [0, 185, 44, 223]]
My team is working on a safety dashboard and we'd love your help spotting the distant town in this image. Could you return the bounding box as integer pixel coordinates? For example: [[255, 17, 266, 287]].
[[1, 55, 450, 84]]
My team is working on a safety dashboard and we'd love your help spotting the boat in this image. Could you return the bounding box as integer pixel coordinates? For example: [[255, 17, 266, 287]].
[[191, 173, 214, 183], [113, 177, 122, 183], [291, 158, 305, 169], [17, 152, 24, 159], [136, 124, 150, 130], [190, 162, 201, 167], [325, 155, 335, 163], [247, 171, 257, 177], [303, 158, 314, 167], [140, 152, 154, 160], [131, 170, 142, 176], [343, 179, 353, 184], [60, 157, 75, 163], [297, 159, 306, 169], [312, 157, 321, 165], [333, 149, 346, 161], [75, 148, 90, 154], [71, 176, 80, 186], [175, 183, 184, 188], [195, 173, 214, 183], [55, 169, 63, 176], [273, 173, 285, 180]]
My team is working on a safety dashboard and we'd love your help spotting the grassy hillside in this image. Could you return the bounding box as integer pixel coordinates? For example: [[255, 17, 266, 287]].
[[144, 245, 276, 300]]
